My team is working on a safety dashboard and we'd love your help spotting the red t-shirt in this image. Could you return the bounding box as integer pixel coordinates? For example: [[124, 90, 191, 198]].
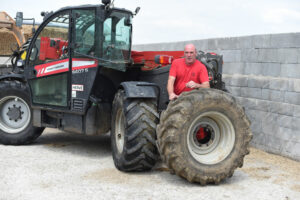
[[169, 58, 209, 95]]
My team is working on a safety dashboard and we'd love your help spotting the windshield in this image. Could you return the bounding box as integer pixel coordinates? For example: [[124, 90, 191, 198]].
[[102, 11, 132, 71]]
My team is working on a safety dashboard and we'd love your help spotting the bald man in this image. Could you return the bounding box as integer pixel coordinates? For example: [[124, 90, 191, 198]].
[[167, 44, 210, 100]]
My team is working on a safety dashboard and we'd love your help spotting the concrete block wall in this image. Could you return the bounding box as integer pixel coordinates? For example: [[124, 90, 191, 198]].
[[133, 33, 300, 161]]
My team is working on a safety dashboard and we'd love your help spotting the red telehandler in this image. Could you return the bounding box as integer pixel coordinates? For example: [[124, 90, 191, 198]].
[[0, 0, 252, 185]]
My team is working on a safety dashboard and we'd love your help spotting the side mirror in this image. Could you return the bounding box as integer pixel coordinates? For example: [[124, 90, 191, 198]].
[[29, 47, 38, 61], [16, 12, 23, 27], [134, 7, 141, 16]]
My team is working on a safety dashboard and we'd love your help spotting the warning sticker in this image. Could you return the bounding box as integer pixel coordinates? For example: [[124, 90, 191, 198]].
[[72, 84, 84, 91], [72, 91, 76, 98]]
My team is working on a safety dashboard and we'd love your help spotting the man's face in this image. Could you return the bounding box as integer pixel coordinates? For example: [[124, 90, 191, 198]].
[[184, 45, 197, 65]]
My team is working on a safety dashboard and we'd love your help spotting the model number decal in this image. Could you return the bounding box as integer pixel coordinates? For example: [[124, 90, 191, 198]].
[[72, 68, 88, 74], [72, 84, 84, 91]]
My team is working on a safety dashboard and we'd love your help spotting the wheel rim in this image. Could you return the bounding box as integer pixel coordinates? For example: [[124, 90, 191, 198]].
[[0, 96, 31, 134], [115, 108, 125, 154], [187, 111, 235, 165]]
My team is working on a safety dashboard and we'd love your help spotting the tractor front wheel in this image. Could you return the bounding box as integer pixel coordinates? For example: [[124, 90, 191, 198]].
[[111, 90, 159, 171], [0, 80, 44, 145]]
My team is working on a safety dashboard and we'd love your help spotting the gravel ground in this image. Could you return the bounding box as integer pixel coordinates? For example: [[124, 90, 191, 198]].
[[0, 128, 299, 200]]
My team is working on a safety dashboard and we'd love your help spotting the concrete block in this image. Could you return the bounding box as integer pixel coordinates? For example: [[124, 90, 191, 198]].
[[223, 63, 244, 75], [262, 89, 285, 102], [277, 115, 293, 129], [281, 64, 300, 79], [226, 86, 241, 96], [250, 119, 262, 133], [264, 134, 282, 151], [252, 34, 271, 48], [251, 132, 266, 146], [246, 109, 268, 121], [247, 75, 267, 88], [236, 36, 253, 49], [268, 78, 289, 91], [194, 40, 208, 51], [278, 48, 298, 64], [258, 49, 279, 63], [292, 118, 300, 131], [261, 63, 281, 77], [285, 91, 300, 105], [220, 50, 241, 62], [283, 141, 300, 158], [276, 127, 294, 141], [241, 49, 259, 62], [239, 98, 257, 110], [255, 99, 270, 112], [270, 33, 300, 48], [290, 129, 300, 142], [244, 63, 262, 75], [293, 105, 300, 118], [289, 79, 300, 92], [241, 87, 262, 99], [262, 113, 279, 135], [269, 101, 294, 116], [215, 37, 237, 50], [207, 39, 219, 50], [229, 75, 248, 86]]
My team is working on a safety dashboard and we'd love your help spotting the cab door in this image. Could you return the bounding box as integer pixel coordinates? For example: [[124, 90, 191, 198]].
[[25, 11, 71, 108]]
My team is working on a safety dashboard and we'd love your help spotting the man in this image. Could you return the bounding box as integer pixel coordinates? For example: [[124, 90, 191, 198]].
[[167, 44, 210, 100]]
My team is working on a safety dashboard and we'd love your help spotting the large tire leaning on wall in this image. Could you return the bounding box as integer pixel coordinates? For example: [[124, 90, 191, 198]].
[[111, 90, 159, 171], [0, 80, 44, 145], [157, 89, 252, 185]]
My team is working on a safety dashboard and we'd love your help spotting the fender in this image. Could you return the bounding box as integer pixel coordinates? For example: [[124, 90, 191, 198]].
[[120, 81, 159, 99], [0, 74, 25, 82]]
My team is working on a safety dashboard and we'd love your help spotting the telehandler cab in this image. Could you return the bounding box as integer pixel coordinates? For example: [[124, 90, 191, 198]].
[[0, 0, 252, 184]]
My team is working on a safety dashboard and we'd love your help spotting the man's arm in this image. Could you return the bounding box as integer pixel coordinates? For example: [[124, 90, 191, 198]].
[[167, 76, 179, 100], [186, 81, 210, 89]]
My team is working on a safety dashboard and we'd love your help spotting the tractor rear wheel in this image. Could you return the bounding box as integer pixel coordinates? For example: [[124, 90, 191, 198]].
[[111, 90, 159, 171], [0, 80, 44, 145], [157, 89, 252, 185]]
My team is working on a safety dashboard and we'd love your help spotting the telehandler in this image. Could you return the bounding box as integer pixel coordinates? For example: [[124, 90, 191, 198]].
[[0, 0, 252, 184]]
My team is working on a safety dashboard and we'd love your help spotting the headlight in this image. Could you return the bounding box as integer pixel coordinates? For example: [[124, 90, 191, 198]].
[[17, 59, 24, 67]]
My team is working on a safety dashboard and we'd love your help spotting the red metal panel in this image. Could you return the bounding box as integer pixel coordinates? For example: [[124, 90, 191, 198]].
[[131, 50, 184, 70]]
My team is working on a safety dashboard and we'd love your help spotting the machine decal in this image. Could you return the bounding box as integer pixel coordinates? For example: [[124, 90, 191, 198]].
[[72, 84, 84, 91], [34, 58, 98, 77], [72, 58, 98, 70], [72, 91, 76, 98]]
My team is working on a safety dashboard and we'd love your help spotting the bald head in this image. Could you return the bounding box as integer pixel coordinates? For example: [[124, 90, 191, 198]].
[[184, 44, 197, 65]]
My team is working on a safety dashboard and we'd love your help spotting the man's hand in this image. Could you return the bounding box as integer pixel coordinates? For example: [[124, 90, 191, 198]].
[[186, 81, 210, 89], [169, 93, 179, 101], [186, 81, 198, 88]]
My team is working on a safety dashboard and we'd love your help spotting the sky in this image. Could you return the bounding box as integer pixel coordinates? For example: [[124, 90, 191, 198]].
[[1, 0, 300, 44]]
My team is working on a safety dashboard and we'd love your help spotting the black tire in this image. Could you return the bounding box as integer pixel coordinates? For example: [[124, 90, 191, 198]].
[[111, 90, 159, 171], [0, 80, 44, 145], [157, 89, 252, 185]]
